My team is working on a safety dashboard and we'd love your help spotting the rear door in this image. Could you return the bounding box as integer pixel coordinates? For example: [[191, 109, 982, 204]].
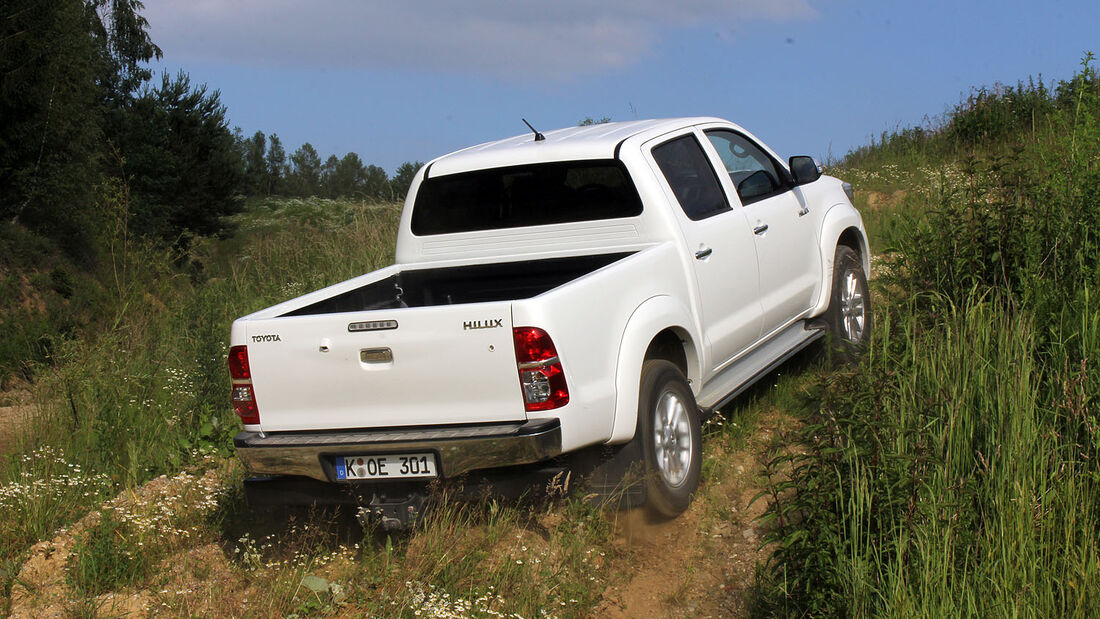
[[244, 301, 525, 432], [647, 130, 763, 375]]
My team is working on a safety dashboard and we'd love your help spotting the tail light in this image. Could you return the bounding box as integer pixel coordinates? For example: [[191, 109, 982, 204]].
[[512, 327, 569, 411], [228, 345, 260, 424]]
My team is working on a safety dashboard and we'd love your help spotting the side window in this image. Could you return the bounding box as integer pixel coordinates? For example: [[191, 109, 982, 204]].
[[705, 130, 788, 205], [651, 134, 731, 221]]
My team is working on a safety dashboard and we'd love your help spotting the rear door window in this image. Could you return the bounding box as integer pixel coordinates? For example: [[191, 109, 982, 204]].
[[411, 160, 642, 235], [651, 134, 731, 221]]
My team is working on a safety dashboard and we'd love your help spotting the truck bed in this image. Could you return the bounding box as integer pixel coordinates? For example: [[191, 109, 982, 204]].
[[236, 251, 637, 433], [282, 252, 633, 316]]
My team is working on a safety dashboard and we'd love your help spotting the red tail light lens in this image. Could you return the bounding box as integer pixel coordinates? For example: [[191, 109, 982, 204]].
[[228, 345, 260, 424], [512, 327, 569, 411], [229, 345, 251, 379]]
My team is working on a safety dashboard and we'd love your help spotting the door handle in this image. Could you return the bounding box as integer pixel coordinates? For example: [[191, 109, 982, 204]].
[[753, 224, 769, 235], [695, 247, 713, 260]]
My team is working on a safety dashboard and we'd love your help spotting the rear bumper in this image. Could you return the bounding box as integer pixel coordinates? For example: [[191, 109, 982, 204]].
[[234, 419, 562, 482]]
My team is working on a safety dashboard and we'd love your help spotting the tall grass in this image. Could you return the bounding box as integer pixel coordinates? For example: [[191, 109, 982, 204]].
[[757, 56, 1100, 616], [0, 197, 401, 607]]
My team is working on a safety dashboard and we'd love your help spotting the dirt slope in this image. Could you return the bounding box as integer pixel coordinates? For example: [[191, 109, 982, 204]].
[[7, 409, 794, 618]]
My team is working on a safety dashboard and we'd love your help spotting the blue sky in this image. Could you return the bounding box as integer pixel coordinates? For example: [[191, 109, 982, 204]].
[[145, 1, 1098, 175]]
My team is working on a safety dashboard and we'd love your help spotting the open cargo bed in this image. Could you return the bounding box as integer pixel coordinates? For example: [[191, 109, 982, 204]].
[[282, 252, 633, 315]]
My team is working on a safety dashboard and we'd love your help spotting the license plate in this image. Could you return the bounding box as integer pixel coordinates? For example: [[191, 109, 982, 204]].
[[335, 452, 438, 480]]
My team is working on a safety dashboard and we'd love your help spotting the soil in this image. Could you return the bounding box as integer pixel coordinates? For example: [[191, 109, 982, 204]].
[[595, 411, 792, 618], [7, 410, 796, 618], [865, 190, 908, 211], [0, 389, 35, 459]]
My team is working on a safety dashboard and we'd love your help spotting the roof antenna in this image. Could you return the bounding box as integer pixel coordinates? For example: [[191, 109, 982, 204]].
[[521, 118, 546, 142]]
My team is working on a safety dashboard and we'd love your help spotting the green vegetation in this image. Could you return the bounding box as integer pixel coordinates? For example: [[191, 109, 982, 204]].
[[0, 195, 641, 617], [235, 129, 423, 202], [757, 55, 1100, 616], [3, 7, 1097, 611], [0, 1, 424, 383], [0, 198, 401, 608]]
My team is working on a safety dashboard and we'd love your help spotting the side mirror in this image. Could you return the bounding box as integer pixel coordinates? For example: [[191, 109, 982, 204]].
[[789, 155, 821, 185]]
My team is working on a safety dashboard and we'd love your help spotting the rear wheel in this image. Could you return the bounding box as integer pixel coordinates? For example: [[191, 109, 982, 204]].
[[638, 360, 701, 518], [824, 245, 870, 354]]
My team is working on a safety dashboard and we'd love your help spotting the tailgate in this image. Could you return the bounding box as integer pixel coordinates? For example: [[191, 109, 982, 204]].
[[244, 301, 523, 432]]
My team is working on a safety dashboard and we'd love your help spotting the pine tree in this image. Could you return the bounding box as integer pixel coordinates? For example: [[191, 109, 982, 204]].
[[363, 164, 389, 200], [243, 131, 267, 194], [121, 71, 241, 245], [265, 133, 287, 195], [390, 161, 423, 200], [288, 143, 322, 197], [320, 154, 340, 197]]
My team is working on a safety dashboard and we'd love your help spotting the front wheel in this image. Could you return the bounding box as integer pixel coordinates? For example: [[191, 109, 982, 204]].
[[638, 360, 702, 519], [824, 245, 871, 354]]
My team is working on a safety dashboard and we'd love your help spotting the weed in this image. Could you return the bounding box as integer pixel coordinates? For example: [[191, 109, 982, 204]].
[[758, 56, 1100, 616], [67, 511, 157, 596]]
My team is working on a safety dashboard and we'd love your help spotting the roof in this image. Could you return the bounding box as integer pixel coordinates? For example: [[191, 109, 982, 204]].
[[426, 117, 729, 177]]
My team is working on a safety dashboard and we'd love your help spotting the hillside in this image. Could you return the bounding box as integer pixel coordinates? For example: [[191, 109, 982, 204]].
[[753, 56, 1100, 615], [1, 58, 1099, 617]]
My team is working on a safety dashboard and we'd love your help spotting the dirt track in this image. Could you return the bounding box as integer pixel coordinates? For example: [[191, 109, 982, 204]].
[[6, 398, 796, 618]]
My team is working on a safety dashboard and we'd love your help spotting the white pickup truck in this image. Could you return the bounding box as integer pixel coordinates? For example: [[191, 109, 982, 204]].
[[229, 117, 869, 528]]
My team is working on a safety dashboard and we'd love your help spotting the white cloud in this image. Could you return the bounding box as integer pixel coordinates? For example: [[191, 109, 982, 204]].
[[142, 0, 817, 81]]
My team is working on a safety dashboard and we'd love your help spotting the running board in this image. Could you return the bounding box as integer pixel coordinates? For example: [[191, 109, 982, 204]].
[[696, 322, 825, 412]]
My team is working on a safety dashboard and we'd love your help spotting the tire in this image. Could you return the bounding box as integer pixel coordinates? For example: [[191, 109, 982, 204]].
[[824, 245, 871, 355], [638, 360, 702, 519]]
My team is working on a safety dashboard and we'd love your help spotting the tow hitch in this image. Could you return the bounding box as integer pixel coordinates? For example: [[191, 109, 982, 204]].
[[356, 491, 427, 532]]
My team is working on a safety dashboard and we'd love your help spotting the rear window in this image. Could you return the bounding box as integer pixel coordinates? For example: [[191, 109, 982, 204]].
[[411, 160, 643, 236]]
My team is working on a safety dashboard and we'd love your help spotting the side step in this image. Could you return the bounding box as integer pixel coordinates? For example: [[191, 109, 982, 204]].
[[696, 321, 824, 412]]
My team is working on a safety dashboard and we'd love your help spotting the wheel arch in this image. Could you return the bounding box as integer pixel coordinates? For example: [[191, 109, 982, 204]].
[[810, 205, 870, 317], [609, 296, 700, 443]]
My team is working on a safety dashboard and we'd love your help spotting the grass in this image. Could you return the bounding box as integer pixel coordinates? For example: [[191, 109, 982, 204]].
[[4, 58, 1096, 617], [0, 194, 663, 617], [756, 55, 1100, 616], [0, 196, 402, 611]]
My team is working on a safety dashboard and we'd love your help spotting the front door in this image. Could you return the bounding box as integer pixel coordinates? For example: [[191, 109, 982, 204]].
[[703, 129, 820, 335]]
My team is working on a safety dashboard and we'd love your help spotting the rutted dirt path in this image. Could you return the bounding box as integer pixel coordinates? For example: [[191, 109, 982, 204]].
[[7, 409, 796, 618], [597, 410, 793, 618]]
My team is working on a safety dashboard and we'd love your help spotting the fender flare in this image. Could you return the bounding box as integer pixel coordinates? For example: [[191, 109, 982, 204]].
[[608, 295, 701, 443], [809, 204, 870, 317]]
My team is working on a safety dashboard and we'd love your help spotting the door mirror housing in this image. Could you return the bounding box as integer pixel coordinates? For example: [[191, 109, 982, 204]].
[[789, 155, 821, 185]]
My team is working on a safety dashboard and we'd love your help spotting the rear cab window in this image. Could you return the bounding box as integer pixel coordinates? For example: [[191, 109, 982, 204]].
[[410, 160, 643, 236]]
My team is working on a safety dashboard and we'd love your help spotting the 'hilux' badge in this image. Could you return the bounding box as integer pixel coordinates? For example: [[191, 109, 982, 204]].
[[463, 319, 503, 330]]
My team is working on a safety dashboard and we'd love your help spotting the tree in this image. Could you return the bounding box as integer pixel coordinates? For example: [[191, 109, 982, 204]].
[[320, 155, 340, 196], [0, 0, 103, 256], [242, 131, 267, 194], [363, 164, 389, 200], [89, 0, 162, 101], [578, 116, 611, 126], [390, 161, 423, 200], [121, 71, 241, 245], [265, 133, 287, 195], [287, 142, 322, 197], [322, 153, 369, 198]]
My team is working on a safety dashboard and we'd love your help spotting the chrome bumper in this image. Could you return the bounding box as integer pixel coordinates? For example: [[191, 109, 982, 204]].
[[234, 419, 562, 482]]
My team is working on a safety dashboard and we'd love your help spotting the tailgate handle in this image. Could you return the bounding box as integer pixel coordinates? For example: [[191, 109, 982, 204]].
[[360, 348, 393, 364]]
